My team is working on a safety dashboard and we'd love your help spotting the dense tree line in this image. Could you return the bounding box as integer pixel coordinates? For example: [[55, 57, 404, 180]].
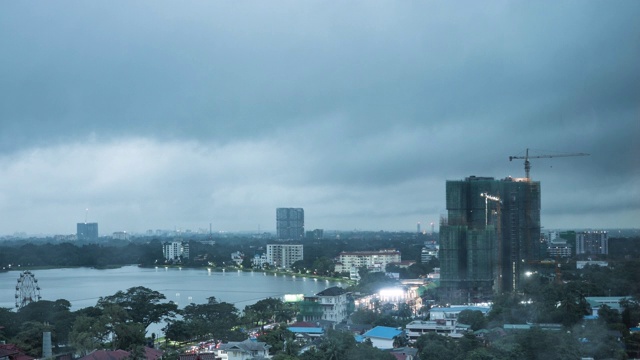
[[0, 233, 434, 274]]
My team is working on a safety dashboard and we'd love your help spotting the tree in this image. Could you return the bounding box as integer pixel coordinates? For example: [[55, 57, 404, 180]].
[[180, 297, 244, 342], [457, 310, 488, 331], [69, 315, 109, 356], [245, 298, 295, 331], [13, 321, 53, 358], [258, 324, 298, 356], [97, 286, 178, 329]]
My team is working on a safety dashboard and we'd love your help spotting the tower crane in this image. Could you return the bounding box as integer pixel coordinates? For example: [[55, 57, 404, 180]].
[[480, 192, 500, 227], [509, 148, 589, 181]]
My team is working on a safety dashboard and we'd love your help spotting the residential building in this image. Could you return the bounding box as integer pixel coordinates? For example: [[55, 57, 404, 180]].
[[112, 231, 129, 240], [405, 319, 470, 340], [576, 231, 609, 255], [216, 339, 271, 360], [547, 240, 572, 258], [299, 286, 351, 324], [440, 176, 541, 301], [334, 250, 401, 280], [230, 251, 244, 266], [576, 260, 608, 269], [266, 244, 303, 269], [77, 222, 99, 241], [276, 208, 304, 240], [251, 253, 268, 268], [362, 326, 404, 349], [163, 240, 190, 262], [421, 246, 439, 262]]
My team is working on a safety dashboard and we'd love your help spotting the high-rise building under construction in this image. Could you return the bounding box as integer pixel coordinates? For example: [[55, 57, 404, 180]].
[[439, 176, 541, 302]]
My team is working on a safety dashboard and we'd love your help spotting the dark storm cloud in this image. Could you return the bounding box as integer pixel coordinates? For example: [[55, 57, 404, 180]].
[[0, 1, 638, 234]]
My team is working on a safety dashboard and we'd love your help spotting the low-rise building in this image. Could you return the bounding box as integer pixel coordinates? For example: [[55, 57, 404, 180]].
[[405, 319, 470, 340], [335, 250, 401, 280], [230, 251, 244, 266], [216, 339, 271, 360], [362, 326, 404, 349]]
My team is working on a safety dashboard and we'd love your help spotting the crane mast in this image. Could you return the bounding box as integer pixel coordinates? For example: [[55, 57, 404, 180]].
[[509, 148, 589, 181]]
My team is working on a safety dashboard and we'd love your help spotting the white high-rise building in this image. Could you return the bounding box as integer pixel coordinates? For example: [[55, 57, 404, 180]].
[[163, 240, 190, 262], [266, 244, 303, 269]]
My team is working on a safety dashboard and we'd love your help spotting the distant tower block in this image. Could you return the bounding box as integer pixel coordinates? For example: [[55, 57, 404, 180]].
[[417, 222, 421, 234]]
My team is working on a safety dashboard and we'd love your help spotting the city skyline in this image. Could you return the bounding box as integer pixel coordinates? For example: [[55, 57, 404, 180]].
[[0, 2, 638, 235]]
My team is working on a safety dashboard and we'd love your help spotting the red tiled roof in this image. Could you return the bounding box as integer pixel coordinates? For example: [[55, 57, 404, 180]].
[[78, 347, 163, 360]]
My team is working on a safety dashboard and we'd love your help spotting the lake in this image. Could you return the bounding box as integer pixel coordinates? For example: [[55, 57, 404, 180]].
[[1, 266, 343, 335]]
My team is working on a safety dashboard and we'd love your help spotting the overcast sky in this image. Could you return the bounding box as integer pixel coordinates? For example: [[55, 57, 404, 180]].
[[1, 1, 638, 236]]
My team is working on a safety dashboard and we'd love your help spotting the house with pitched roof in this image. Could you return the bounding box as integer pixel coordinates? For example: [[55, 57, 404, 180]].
[[215, 339, 271, 360], [362, 326, 404, 350]]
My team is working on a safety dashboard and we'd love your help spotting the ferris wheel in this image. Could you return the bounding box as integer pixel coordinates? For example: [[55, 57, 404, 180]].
[[15, 270, 41, 309]]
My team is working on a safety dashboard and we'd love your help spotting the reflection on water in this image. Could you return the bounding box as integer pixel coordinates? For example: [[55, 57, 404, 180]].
[[0, 265, 342, 310]]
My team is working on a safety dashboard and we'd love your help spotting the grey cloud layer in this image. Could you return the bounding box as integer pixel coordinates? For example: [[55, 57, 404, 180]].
[[0, 1, 638, 234]]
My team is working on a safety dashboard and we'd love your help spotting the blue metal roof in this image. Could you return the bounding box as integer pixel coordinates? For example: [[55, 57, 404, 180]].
[[288, 327, 324, 334], [363, 326, 403, 339]]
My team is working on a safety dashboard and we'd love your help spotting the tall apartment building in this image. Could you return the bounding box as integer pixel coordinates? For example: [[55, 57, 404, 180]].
[[276, 208, 304, 240], [163, 240, 190, 262], [576, 231, 608, 255], [440, 176, 541, 301], [77, 222, 99, 241], [266, 244, 304, 269]]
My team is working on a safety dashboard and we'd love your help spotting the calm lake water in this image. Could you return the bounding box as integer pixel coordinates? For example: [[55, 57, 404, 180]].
[[1, 265, 342, 335]]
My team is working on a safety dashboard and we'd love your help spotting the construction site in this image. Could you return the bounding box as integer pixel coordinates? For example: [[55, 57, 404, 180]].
[[438, 149, 587, 303]]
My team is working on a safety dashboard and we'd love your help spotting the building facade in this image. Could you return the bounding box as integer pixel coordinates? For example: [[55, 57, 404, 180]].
[[334, 250, 401, 276], [576, 231, 608, 255], [163, 240, 190, 262], [440, 176, 541, 300], [266, 244, 303, 269], [77, 222, 99, 241], [276, 208, 304, 240]]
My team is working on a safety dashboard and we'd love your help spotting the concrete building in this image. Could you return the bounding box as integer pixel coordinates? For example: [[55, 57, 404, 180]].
[[266, 244, 303, 269], [316, 286, 350, 323], [276, 208, 304, 240], [77, 222, 99, 241], [163, 240, 190, 262], [334, 250, 401, 280], [251, 253, 268, 268], [576, 231, 608, 255], [440, 176, 541, 301]]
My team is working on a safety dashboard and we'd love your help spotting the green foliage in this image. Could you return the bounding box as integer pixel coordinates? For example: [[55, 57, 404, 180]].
[[244, 298, 297, 330], [166, 296, 244, 343], [298, 329, 394, 360], [17, 299, 75, 346], [12, 321, 52, 358], [258, 324, 298, 355], [457, 310, 488, 331], [69, 315, 109, 355], [97, 286, 178, 329]]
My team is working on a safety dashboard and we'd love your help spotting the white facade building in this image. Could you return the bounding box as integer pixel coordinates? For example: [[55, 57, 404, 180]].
[[266, 244, 303, 269], [335, 250, 401, 280], [316, 286, 349, 323], [162, 240, 189, 262]]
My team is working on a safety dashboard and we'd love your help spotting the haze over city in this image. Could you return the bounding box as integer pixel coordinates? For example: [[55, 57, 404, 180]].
[[0, 2, 638, 236]]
